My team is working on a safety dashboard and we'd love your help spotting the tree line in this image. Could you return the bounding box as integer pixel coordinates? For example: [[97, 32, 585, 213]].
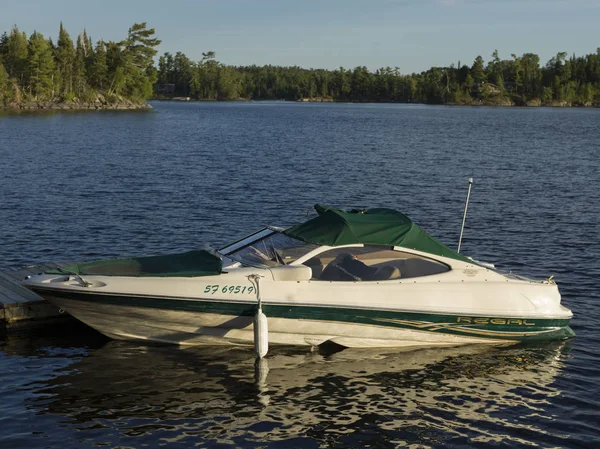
[[157, 49, 600, 106], [1, 21, 599, 107], [0, 23, 160, 106]]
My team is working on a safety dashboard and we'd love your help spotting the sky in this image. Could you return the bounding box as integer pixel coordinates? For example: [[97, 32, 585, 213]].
[[2, 0, 599, 73]]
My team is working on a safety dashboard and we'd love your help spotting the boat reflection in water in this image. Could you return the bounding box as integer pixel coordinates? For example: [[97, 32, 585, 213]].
[[28, 340, 572, 447]]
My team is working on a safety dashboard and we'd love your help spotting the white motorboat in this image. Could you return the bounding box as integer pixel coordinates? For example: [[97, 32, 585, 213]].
[[23, 205, 574, 349]]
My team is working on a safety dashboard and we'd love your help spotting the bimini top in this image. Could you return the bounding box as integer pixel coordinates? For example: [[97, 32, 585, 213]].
[[284, 204, 471, 263]]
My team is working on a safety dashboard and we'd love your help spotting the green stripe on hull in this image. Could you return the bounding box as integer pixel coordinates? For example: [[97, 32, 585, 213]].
[[33, 288, 575, 341]]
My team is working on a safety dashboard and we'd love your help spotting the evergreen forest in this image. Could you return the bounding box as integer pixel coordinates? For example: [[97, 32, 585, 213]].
[[1, 22, 599, 108], [0, 23, 160, 108], [156, 49, 600, 106]]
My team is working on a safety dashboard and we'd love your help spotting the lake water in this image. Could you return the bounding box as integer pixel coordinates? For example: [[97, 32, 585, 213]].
[[0, 102, 599, 448]]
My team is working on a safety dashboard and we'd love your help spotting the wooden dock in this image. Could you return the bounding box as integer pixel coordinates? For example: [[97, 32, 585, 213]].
[[0, 263, 72, 331]]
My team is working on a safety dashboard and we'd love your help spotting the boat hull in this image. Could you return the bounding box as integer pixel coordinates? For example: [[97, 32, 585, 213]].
[[31, 287, 575, 348]]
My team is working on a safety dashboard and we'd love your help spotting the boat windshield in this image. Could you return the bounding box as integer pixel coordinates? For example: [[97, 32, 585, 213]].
[[227, 232, 319, 268]]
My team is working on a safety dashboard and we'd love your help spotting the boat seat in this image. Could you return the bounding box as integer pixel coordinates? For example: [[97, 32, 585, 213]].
[[394, 258, 447, 278], [319, 262, 360, 281], [303, 257, 324, 279], [370, 265, 401, 281]]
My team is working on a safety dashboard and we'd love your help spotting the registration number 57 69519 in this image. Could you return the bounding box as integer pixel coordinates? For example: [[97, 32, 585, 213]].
[[203, 285, 255, 295]]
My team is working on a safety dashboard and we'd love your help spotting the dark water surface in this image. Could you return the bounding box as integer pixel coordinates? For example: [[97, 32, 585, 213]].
[[0, 102, 599, 448]]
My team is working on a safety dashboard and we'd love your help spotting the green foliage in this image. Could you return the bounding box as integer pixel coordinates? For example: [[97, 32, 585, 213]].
[[73, 33, 88, 97], [0, 22, 160, 107], [88, 41, 108, 90], [63, 91, 76, 103], [2, 21, 600, 108], [150, 46, 600, 107], [4, 26, 29, 82], [521, 53, 541, 99], [110, 65, 126, 96], [27, 31, 55, 99], [464, 73, 474, 93], [56, 23, 75, 95], [510, 54, 523, 96], [102, 22, 162, 100], [80, 86, 98, 103], [216, 66, 241, 99], [487, 50, 502, 86], [126, 22, 161, 69], [579, 83, 595, 104], [0, 61, 10, 104], [0, 32, 9, 64], [0, 61, 7, 88], [471, 56, 486, 84]]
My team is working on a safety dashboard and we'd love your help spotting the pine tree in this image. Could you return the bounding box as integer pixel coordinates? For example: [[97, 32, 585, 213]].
[[56, 23, 75, 96], [81, 29, 91, 57], [125, 22, 161, 69], [173, 51, 192, 96], [121, 22, 161, 99], [521, 53, 541, 98], [0, 31, 9, 61], [27, 31, 55, 99], [511, 54, 523, 96], [335, 67, 350, 100], [81, 29, 95, 73], [46, 37, 57, 97], [464, 73, 474, 97], [73, 32, 87, 97], [471, 55, 486, 84], [89, 40, 108, 90], [105, 41, 126, 96], [487, 49, 503, 88], [5, 26, 29, 83], [157, 52, 173, 85]]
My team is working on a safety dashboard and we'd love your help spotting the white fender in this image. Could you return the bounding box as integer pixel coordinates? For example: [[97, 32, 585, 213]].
[[247, 273, 268, 359], [254, 304, 269, 359]]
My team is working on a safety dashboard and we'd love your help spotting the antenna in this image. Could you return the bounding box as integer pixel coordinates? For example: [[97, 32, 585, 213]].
[[457, 178, 473, 253]]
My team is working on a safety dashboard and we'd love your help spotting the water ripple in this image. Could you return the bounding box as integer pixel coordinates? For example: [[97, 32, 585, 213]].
[[1, 103, 599, 447]]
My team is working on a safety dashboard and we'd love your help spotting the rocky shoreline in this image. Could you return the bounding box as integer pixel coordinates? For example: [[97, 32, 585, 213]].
[[295, 97, 599, 107], [4, 96, 597, 110], [456, 98, 599, 107], [0, 96, 151, 111]]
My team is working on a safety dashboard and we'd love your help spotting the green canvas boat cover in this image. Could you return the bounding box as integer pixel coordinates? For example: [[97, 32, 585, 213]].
[[47, 250, 222, 277], [284, 204, 471, 263]]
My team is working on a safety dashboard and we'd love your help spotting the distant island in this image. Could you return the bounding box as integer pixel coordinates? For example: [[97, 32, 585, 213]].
[[1, 22, 599, 110]]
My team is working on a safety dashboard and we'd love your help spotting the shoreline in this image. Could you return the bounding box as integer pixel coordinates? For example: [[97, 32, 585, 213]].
[[2, 98, 598, 111], [0, 99, 152, 111], [150, 97, 599, 108]]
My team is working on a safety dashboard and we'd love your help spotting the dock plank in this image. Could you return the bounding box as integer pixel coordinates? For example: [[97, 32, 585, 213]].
[[0, 273, 43, 304], [1, 262, 75, 330], [6, 267, 42, 278], [0, 274, 33, 301], [0, 285, 24, 305]]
